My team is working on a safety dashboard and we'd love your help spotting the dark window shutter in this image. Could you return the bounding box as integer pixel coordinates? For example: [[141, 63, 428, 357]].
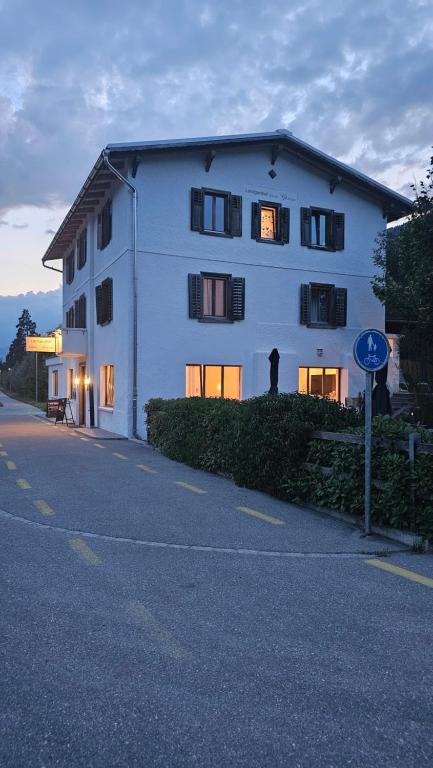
[[191, 188, 204, 232], [333, 212, 345, 250], [231, 277, 245, 321], [107, 199, 112, 245], [334, 287, 347, 326], [279, 207, 290, 244], [100, 278, 113, 324], [97, 213, 102, 250], [95, 285, 102, 324], [188, 274, 202, 318], [251, 203, 260, 240], [300, 284, 311, 324], [74, 300, 79, 328], [230, 195, 242, 237], [300, 207, 311, 246]]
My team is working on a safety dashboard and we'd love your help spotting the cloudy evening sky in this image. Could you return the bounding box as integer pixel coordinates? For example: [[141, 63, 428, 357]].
[[0, 0, 432, 296]]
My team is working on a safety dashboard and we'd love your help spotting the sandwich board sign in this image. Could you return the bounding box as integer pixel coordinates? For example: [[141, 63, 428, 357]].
[[353, 329, 390, 536]]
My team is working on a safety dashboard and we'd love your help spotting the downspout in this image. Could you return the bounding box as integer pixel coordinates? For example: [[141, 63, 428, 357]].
[[102, 150, 139, 439]]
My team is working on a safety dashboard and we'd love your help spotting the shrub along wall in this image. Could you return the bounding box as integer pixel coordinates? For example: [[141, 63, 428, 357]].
[[146, 394, 360, 497]]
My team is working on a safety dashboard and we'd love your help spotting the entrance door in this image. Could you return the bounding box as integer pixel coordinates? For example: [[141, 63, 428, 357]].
[[79, 364, 86, 426]]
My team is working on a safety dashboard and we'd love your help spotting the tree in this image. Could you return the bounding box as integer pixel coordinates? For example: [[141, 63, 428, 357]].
[[5, 309, 37, 369], [373, 153, 433, 390]]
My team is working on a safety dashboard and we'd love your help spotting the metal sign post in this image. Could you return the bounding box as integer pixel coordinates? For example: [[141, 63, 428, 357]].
[[353, 329, 390, 536], [35, 352, 38, 403]]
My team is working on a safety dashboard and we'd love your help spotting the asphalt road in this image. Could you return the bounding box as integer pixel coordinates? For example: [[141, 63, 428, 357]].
[[1, 392, 432, 768]]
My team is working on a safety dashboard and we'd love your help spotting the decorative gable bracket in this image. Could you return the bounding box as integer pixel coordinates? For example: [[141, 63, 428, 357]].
[[205, 149, 216, 172], [330, 175, 342, 194]]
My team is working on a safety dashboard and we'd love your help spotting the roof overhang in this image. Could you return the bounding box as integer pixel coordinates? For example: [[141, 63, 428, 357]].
[[42, 129, 413, 264]]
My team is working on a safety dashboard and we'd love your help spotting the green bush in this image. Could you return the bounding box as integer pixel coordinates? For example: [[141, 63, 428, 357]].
[[145, 393, 360, 497]]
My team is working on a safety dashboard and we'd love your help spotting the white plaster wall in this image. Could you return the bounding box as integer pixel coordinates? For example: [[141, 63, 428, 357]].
[[133, 145, 385, 436]]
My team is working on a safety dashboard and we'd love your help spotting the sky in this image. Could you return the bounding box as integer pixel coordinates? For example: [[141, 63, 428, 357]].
[[0, 0, 432, 296]]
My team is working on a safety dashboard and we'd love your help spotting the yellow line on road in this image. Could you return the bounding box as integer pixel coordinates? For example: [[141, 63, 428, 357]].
[[93, 443, 104, 449], [0, 450, 8, 456], [174, 481, 207, 495], [113, 452, 128, 460], [136, 464, 158, 474], [80, 437, 89, 442], [17, 479, 31, 489], [69, 538, 101, 566], [5, 460, 17, 471], [127, 602, 189, 659], [366, 559, 433, 589], [236, 506, 285, 525], [33, 499, 55, 516]]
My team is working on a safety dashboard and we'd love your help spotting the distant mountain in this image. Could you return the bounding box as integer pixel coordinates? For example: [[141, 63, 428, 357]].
[[0, 289, 62, 360]]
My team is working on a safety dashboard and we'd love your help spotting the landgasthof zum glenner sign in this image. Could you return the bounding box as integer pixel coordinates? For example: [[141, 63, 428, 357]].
[[25, 336, 57, 353]]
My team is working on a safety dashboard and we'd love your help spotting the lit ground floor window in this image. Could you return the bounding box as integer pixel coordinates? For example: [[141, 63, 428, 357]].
[[298, 367, 340, 401], [186, 365, 241, 399], [52, 370, 59, 397], [101, 364, 114, 407]]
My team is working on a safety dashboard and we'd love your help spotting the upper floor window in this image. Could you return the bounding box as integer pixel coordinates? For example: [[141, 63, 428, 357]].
[[95, 277, 113, 326], [74, 294, 87, 329], [191, 188, 242, 237], [300, 283, 347, 327], [65, 306, 75, 328], [97, 199, 112, 250], [65, 251, 75, 284], [188, 273, 245, 322], [251, 201, 290, 244], [300, 207, 344, 251], [77, 228, 87, 269]]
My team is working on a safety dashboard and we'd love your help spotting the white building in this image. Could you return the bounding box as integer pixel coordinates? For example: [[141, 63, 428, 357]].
[[43, 130, 412, 438]]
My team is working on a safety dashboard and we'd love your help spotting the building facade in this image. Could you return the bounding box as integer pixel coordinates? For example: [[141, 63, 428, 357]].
[[43, 130, 412, 438]]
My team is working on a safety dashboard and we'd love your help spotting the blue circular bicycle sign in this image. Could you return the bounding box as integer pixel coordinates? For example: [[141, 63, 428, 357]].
[[353, 328, 389, 372]]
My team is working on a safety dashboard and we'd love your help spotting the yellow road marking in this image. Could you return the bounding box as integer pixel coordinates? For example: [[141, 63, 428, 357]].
[[93, 443, 104, 449], [5, 460, 17, 471], [236, 506, 285, 525], [366, 559, 433, 589], [127, 602, 189, 659], [80, 437, 89, 442], [69, 538, 101, 566], [33, 499, 55, 516], [17, 479, 31, 489], [0, 450, 8, 456], [174, 481, 207, 495], [136, 464, 158, 474], [113, 452, 127, 460]]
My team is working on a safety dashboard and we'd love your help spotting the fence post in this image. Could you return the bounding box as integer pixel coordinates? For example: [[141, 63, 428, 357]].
[[408, 432, 420, 529]]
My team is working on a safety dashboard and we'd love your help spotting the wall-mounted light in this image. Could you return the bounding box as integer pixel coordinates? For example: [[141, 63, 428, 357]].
[[316, 348, 324, 357], [74, 376, 80, 387], [84, 376, 91, 388]]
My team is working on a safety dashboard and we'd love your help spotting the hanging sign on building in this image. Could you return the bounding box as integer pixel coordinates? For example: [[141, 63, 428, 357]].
[[25, 336, 57, 353]]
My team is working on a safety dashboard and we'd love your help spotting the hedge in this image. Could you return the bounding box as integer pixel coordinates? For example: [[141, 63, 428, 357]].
[[145, 394, 360, 497]]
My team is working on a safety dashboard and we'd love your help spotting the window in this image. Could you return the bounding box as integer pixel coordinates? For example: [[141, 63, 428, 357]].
[[67, 369, 75, 399], [251, 201, 290, 244], [186, 365, 241, 399], [66, 306, 75, 328], [191, 188, 242, 237], [300, 207, 344, 250], [102, 365, 114, 407], [52, 370, 59, 397], [65, 251, 75, 284], [74, 294, 87, 328], [298, 367, 340, 402], [188, 273, 245, 322], [300, 284, 347, 327], [95, 278, 113, 325], [97, 199, 112, 250], [77, 228, 87, 269]]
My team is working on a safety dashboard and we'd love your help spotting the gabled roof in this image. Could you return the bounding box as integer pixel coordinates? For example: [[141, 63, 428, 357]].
[[42, 129, 413, 263]]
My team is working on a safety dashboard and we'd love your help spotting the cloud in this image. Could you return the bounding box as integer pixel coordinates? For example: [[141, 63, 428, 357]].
[[45, 228, 56, 235], [0, 219, 8, 226], [0, 0, 431, 214], [12, 222, 28, 229]]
